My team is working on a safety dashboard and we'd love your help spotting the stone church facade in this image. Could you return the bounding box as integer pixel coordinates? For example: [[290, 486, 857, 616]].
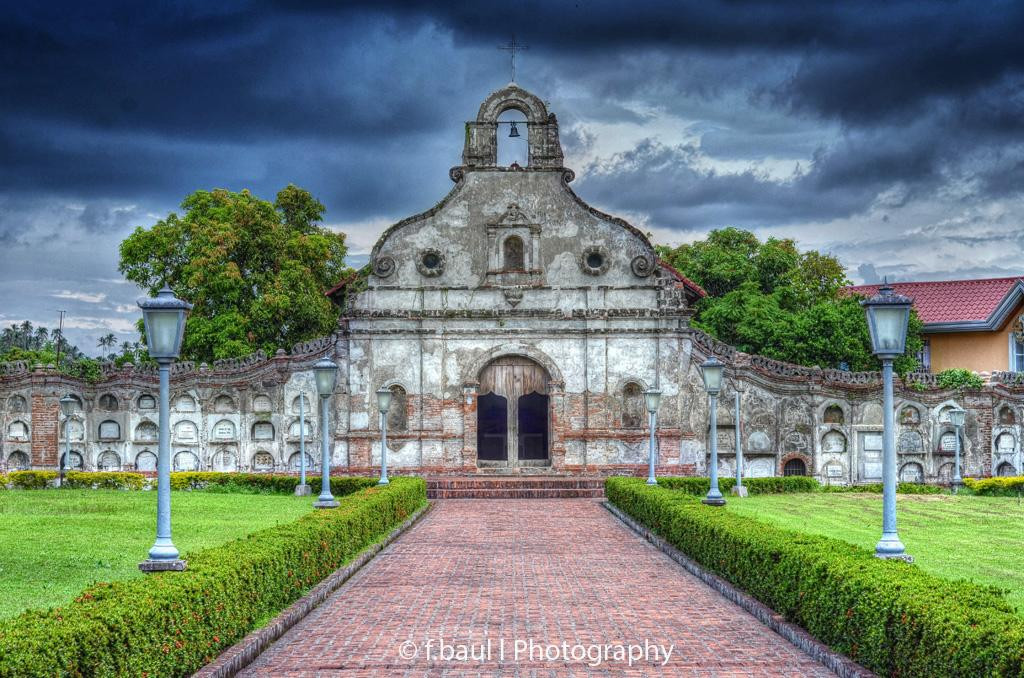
[[2, 85, 1023, 482]]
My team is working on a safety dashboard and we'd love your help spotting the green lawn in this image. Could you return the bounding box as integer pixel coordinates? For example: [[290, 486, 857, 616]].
[[727, 492, 1024, 611], [0, 490, 312, 619]]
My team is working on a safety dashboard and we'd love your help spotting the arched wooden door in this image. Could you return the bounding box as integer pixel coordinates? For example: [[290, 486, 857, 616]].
[[478, 356, 550, 467]]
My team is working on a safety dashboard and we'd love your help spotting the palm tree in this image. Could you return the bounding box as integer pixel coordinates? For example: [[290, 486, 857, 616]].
[[19, 320, 32, 349], [33, 326, 48, 350], [1, 326, 15, 351], [98, 333, 116, 357]]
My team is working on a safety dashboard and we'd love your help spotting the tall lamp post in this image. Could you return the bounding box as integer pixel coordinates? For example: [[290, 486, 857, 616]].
[[949, 405, 966, 494], [376, 388, 392, 485], [732, 385, 747, 497], [138, 284, 191, 572], [701, 356, 726, 506], [59, 394, 75, 487], [861, 283, 913, 561], [295, 394, 311, 496], [644, 389, 662, 485], [313, 358, 339, 509]]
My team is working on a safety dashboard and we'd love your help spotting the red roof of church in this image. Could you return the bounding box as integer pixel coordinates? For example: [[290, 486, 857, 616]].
[[846, 277, 1024, 326]]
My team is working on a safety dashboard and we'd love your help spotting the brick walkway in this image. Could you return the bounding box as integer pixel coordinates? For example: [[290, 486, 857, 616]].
[[240, 500, 834, 677]]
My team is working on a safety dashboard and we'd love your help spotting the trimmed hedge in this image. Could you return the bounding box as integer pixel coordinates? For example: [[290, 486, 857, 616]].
[[965, 475, 1024, 496], [1, 470, 380, 496], [654, 475, 946, 496], [606, 477, 1024, 676], [0, 477, 426, 677], [6, 470, 56, 489], [822, 481, 946, 495], [64, 471, 146, 490], [168, 472, 376, 496], [656, 475, 819, 495]]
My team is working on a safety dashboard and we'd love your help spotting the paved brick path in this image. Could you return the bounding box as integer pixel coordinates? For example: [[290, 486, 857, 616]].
[[241, 500, 833, 677]]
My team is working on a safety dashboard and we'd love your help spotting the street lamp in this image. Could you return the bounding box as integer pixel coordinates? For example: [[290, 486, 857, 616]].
[[313, 358, 339, 508], [295, 394, 311, 496], [376, 388, 392, 485], [59, 394, 76, 487], [644, 389, 662, 485], [732, 383, 747, 497], [137, 284, 191, 572], [949, 405, 966, 494], [701, 356, 726, 506], [861, 282, 913, 561]]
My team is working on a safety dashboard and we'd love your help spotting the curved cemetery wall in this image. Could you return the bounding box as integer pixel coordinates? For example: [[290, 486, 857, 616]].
[[1, 325, 1021, 482]]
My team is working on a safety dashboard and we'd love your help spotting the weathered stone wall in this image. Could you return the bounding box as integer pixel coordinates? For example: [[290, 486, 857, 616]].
[[2, 328, 1023, 481], [4, 82, 1022, 483]]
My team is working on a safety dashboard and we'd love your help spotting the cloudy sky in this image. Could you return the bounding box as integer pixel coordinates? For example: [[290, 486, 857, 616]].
[[3, 1, 1024, 354]]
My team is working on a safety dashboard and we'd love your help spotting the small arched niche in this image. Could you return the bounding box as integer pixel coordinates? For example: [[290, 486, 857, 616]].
[[823, 404, 844, 425], [503, 235, 526, 271]]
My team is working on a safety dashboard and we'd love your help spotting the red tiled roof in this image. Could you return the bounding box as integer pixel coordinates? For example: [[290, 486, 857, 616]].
[[845, 277, 1024, 326], [657, 258, 707, 298]]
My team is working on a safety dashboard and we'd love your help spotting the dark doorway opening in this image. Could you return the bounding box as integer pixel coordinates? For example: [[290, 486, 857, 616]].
[[477, 393, 508, 460], [517, 392, 549, 460]]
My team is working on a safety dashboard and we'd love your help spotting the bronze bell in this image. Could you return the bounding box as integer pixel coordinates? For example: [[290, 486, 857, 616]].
[[509, 121, 520, 138]]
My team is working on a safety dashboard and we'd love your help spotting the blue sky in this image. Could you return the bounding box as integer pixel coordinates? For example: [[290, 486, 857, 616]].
[[2, 1, 1024, 354]]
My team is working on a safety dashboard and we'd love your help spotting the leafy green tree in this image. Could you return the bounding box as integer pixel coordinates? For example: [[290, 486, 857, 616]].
[[119, 185, 349, 363], [657, 227, 924, 373]]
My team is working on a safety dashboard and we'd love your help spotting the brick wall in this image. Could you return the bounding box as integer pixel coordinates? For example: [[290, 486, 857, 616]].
[[30, 394, 58, 467]]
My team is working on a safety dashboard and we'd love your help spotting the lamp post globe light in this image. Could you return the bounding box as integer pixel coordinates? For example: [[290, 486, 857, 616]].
[[700, 356, 726, 506], [644, 389, 662, 485], [295, 393, 311, 497], [313, 358, 339, 508], [59, 394, 76, 487], [376, 388, 392, 485], [137, 285, 192, 572], [861, 282, 913, 561], [949, 405, 966, 494]]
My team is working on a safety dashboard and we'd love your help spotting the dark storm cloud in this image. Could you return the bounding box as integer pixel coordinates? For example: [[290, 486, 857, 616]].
[[3, 0, 1024, 349]]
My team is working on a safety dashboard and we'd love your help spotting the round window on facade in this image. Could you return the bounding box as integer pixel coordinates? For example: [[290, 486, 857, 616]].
[[580, 245, 610, 276], [417, 249, 446, 277]]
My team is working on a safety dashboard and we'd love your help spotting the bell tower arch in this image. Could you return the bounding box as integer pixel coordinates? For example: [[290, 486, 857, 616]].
[[462, 84, 564, 169]]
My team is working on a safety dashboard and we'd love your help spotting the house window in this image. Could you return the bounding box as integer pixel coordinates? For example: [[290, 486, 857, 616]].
[[917, 339, 931, 372], [1012, 334, 1024, 372]]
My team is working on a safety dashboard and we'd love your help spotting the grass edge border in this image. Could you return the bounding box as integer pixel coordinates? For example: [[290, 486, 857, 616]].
[[193, 500, 434, 678], [602, 501, 875, 678]]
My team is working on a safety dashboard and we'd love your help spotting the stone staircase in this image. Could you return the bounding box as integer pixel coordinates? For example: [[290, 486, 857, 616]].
[[426, 476, 606, 499]]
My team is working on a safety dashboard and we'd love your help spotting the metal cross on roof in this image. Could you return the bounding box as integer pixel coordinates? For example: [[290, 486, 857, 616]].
[[498, 35, 529, 83]]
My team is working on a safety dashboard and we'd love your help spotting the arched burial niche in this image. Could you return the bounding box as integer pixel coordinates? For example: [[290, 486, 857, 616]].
[[477, 355, 550, 467], [783, 458, 807, 476]]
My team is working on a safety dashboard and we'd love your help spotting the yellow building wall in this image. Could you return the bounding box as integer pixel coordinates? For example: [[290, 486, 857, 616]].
[[927, 300, 1023, 373]]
